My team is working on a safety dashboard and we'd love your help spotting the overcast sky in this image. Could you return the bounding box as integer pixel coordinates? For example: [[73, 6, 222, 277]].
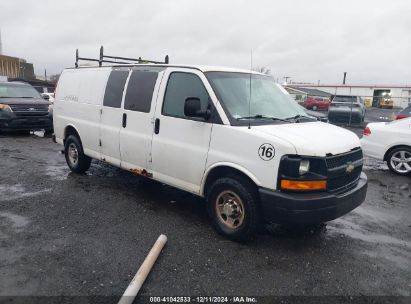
[[1, 0, 410, 84]]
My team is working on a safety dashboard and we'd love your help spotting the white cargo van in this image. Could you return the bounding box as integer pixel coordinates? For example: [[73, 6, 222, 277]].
[[53, 52, 367, 240]]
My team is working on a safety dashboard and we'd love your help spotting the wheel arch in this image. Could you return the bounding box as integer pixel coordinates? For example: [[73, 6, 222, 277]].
[[383, 144, 411, 161], [201, 163, 261, 197], [64, 124, 82, 146]]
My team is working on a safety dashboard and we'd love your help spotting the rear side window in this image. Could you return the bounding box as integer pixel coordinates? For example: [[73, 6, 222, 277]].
[[124, 71, 158, 112], [333, 96, 356, 103], [103, 70, 129, 108], [162, 72, 209, 118]]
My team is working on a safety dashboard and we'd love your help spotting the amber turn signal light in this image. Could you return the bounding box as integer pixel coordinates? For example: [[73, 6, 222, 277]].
[[281, 179, 327, 191]]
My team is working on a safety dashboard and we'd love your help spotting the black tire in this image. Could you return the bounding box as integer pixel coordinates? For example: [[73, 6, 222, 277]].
[[387, 147, 411, 176], [64, 135, 91, 173], [206, 176, 261, 241]]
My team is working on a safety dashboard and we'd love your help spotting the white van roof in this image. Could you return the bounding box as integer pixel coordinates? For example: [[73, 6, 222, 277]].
[[67, 64, 266, 76]]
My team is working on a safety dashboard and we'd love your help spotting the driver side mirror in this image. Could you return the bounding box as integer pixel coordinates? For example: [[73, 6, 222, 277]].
[[184, 97, 210, 120]]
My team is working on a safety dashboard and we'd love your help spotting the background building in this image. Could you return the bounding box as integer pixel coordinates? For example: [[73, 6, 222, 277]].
[[286, 84, 411, 108], [0, 54, 36, 80], [285, 87, 331, 104]]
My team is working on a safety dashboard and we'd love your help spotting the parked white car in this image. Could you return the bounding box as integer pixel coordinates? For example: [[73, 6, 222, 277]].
[[361, 118, 411, 175], [53, 61, 368, 240]]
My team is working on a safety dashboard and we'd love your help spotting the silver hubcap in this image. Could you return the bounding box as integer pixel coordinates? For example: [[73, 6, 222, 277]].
[[215, 191, 245, 229], [68, 143, 79, 166], [390, 150, 411, 173]]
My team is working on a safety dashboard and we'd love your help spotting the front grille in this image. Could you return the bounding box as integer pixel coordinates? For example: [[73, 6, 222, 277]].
[[9, 104, 49, 116], [326, 149, 363, 192], [326, 149, 363, 169], [328, 166, 362, 191]]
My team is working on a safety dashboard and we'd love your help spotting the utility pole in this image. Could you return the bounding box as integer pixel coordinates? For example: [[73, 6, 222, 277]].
[[0, 28, 3, 55], [44, 69, 47, 81], [343, 72, 347, 85]]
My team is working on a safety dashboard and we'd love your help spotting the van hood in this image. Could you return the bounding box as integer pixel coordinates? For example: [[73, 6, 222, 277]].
[[252, 122, 360, 157], [0, 97, 50, 105]]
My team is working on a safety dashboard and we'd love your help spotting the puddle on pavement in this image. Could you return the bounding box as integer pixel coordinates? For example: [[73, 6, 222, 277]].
[[0, 212, 29, 229], [353, 206, 401, 225], [363, 156, 388, 171], [45, 163, 69, 181], [328, 219, 411, 248], [0, 184, 51, 202], [363, 246, 411, 271]]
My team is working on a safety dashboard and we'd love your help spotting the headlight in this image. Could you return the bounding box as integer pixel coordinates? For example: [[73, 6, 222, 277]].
[[278, 156, 328, 192], [299, 159, 310, 175], [48, 104, 53, 113], [0, 104, 12, 112]]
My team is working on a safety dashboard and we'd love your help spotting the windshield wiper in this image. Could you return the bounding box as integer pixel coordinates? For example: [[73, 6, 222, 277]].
[[14, 96, 36, 98], [237, 114, 289, 122], [285, 114, 316, 122]]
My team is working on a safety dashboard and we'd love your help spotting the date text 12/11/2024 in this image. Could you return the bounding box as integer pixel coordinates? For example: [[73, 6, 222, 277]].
[[149, 296, 258, 303]]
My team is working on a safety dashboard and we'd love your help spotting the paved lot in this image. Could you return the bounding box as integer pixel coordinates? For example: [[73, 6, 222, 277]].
[[0, 126, 410, 302]]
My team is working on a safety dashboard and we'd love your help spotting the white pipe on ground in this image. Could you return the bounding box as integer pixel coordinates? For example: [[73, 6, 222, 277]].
[[118, 234, 168, 304]]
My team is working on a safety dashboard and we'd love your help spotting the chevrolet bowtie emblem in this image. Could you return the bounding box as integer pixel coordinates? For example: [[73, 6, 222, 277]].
[[346, 163, 355, 173]]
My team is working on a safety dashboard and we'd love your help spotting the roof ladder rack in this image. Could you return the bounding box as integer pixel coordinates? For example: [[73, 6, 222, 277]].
[[75, 45, 169, 68]]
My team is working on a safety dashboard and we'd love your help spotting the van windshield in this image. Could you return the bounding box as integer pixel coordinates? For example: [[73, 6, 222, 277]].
[[206, 72, 306, 124]]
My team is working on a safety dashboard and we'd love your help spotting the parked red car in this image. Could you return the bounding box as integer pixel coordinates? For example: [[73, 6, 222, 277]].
[[303, 96, 330, 110], [396, 105, 410, 119]]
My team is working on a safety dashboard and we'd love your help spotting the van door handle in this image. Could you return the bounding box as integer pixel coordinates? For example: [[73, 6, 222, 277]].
[[154, 118, 160, 134], [122, 113, 127, 128]]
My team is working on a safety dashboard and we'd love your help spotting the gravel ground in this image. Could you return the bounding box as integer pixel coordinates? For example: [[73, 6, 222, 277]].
[[0, 130, 410, 303]]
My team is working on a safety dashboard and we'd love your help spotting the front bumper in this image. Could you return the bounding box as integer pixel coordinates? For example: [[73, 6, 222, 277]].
[[259, 172, 368, 224], [0, 114, 53, 131]]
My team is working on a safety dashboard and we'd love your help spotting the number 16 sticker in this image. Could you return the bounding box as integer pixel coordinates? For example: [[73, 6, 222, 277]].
[[258, 143, 275, 161]]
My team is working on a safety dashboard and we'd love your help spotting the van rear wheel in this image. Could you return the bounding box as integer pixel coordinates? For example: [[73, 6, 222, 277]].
[[64, 135, 91, 173], [207, 176, 261, 241]]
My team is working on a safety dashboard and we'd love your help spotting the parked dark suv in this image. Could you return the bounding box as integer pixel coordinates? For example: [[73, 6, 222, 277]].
[[328, 95, 366, 124], [0, 81, 53, 133]]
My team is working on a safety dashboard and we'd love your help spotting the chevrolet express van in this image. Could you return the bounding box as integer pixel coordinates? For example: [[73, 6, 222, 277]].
[[54, 63, 367, 240]]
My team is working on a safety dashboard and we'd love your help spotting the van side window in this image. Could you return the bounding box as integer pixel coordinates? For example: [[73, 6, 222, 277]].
[[103, 70, 129, 108], [162, 72, 209, 119], [124, 71, 158, 113]]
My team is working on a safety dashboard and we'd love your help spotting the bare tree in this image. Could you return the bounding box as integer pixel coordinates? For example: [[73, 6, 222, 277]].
[[253, 66, 271, 75], [49, 74, 60, 83]]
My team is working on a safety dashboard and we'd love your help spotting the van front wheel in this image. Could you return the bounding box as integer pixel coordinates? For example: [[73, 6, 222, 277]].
[[64, 135, 91, 173], [207, 177, 260, 241]]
